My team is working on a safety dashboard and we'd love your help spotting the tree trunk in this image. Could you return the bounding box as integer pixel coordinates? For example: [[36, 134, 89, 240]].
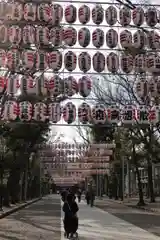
[[147, 163, 155, 203]]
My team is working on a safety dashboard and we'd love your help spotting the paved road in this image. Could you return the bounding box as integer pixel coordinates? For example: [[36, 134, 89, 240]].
[[0, 195, 159, 240]]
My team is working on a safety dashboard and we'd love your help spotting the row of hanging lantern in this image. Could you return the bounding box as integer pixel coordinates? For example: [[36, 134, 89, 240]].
[[1, 3, 159, 27], [1, 24, 159, 50], [0, 75, 91, 98], [40, 142, 88, 150], [2, 101, 160, 125]]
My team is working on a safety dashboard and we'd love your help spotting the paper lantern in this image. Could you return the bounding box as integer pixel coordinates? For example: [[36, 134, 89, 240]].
[[78, 5, 90, 24], [0, 77, 6, 94], [78, 76, 91, 97], [105, 6, 117, 26], [20, 76, 35, 95], [48, 75, 62, 96], [63, 102, 76, 124], [35, 51, 48, 70], [148, 78, 157, 97], [0, 2, 7, 19], [78, 52, 91, 73], [33, 102, 47, 122], [3, 101, 18, 121], [92, 104, 106, 124], [35, 76, 48, 97], [107, 106, 120, 124], [132, 7, 144, 26], [19, 101, 32, 122], [135, 54, 146, 73], [22, 50, 35, 70], [63, 76, 78, 96], [49, 50, 62, 71], [0, 25, 8, 43], [6, 3, 13, 20], [7, 49, 20, 70], [48, 103, 61, 123], [148, 31, 160, 50], [6, 75, 19, 95], [93, 52, 105, 73], [92, 4, 104, 25], [107, 52, 119, 73], [37, 3, 51, 22], [51, 4, 63, 25], [120, 30, 132, 48], [0, 49, 6, 68], [8, 26, 21, 45], [119, 7, 131, 26], [147, 54, 160, 73], [63, 27, 77, 47], [78, 27, 90, 48], [11, 3, 23, 21], [137, 106, 149, 124], [65, 4, 77, 24], [146, 8, 158, 27], [106, 29, 118, 48], [78, 103, 91, 124], [122, 105, 136, 124], [36, 26, 50, 45], [64, 51, 77, 72], [134, 78, 148, 98], [23, 26, 35, 45], [120, 54, 133, 73], [149, 106, 159, 124], [133, 30, 146, 49], [24, 3, 37, 21], [92, 28, 104, 48], [50, 27, 63, 46]]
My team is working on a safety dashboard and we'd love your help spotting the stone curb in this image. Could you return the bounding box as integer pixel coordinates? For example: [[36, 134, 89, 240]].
[[0, 197, 42, 219]]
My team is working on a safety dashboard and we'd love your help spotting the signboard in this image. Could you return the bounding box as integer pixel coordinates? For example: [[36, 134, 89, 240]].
[[83, 156, 110, 162], [90, 143, 116, 149]]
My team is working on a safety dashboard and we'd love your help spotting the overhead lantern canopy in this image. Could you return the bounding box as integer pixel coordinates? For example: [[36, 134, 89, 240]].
[[92, 4, 104, 25], [64, 4, 77, 24], [106, 29, 118, 48], [78, 103, 91, 124], [78, 27, 90, 48], [78, 52, 91, 73], [63, 102, 76, 124], [78, 76, 91, 97], [132, 7, 144, 26], [63, 27, 77, 47], [64, 51, 77, 72], [92, 52, 105, 73], [78, 5, 90, 24], [146, 8, 158, 27], [119, 7, 131, 26], [107, 52, 119, 73], [105, 6, 117, 26], [91, 104, 106, 124], [92, 28, 104, 48]]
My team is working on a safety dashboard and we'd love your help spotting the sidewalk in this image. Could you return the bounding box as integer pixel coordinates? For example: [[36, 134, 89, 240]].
[[0, 197, 41, 219], [95, 196, 160, 213]]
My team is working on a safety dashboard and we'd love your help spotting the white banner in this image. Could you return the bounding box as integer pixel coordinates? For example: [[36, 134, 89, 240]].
[[83, 156, 110, 162], [90, 143, 116, 149], [66, 162, 81, 169]]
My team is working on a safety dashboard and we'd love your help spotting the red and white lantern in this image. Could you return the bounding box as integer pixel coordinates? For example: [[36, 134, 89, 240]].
[[24, 3, 37, 21], [133, 30, 146, 49], [48, 103, 61, 123], [78, 5, 90, 24], [78, 76, 91, 97], [7, 49, 20, 70], [50, 27, 63, 46], [49, 50, 62, 71], [106, 29, 118, 48], [23, 26, 35, 45], [51, 4, 63, 25], [105, 6, 117, 26], [33, 102, 47, 122], [0, 50, 6, 68], [37, 3, 51, 22], [78, 52, 91, 73], [35, 76, 48, 97], [146, 8, 158, 27], [3, 101, 18, 121], [132, 7, 144, 26], [8, 26, 21, 45], [35, 51, 48, 70], [92, 104, 106, 124], [64, 4, 77, 24], [137, 106, 149, 124], [0, 2, 8, 19], [0, 77, 6, 94], [78, 103, 91, 124], [93, 52, 105, 73], [92, 28, 104, 48], [122, 105, 136, 124], [107, 106, 120, 124], [120, 30, 132, 48], [148, 77, 157, 97], [22, 50, 35, 70], [0, 25, 8, 43], [107, 52, 119, 73], [19, 101, 32, 122], [92, 4, 104, 25], [20, 76, 35, 95], [6, 75, 19, 95], [134, 78, 148, 99], [48, 75, 62, 96], [147, 54, 160, 73], [119, 7, 131, 26], [64, 51, 77, 72], [120, 54, 133, 73], [149, 106, 159, 124], [63, 102, 76, 123], [36, 26, 49, 45], [78, 27, 90, 48], [135, 54, 146, 73], [63, 27, 77, 47], [148, 30, 160, 50], [64, 76, 78, 96], [12, 3, 23, 21]]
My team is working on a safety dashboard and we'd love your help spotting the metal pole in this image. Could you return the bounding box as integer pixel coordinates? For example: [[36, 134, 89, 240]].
[[122, 158, 125, 201], [40, 157, 42, 197]]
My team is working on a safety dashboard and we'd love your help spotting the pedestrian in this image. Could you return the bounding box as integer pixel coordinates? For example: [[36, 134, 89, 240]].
[[85, 190, 90, 205], [77, 189, 82, 203]]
